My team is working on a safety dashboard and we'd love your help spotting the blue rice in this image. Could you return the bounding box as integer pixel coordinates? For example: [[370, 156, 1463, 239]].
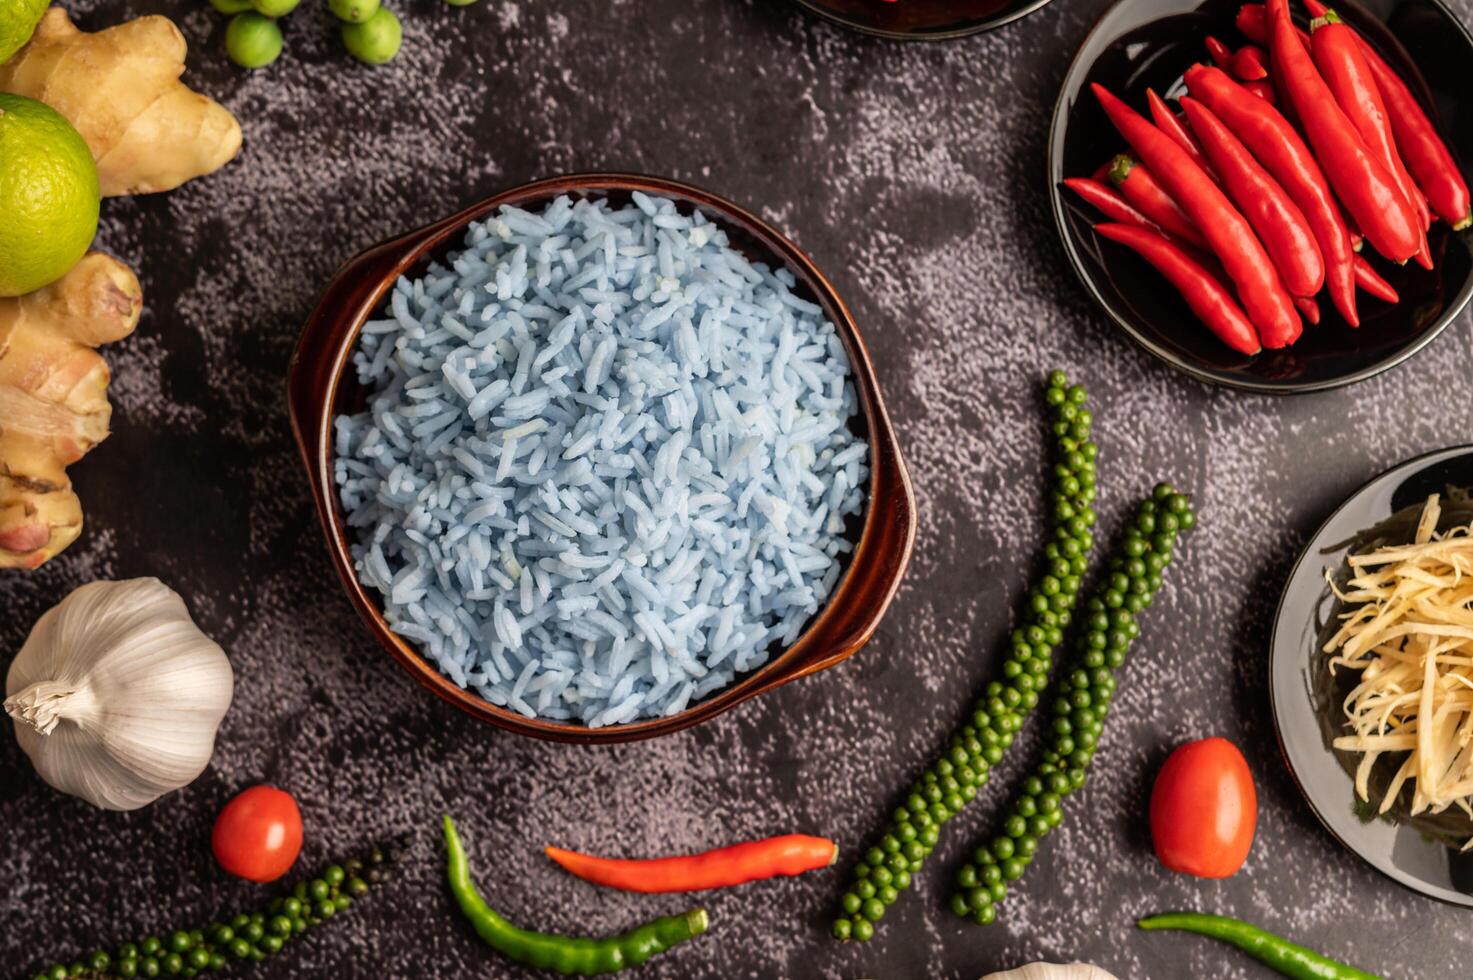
[[333, 193, 868, 726]]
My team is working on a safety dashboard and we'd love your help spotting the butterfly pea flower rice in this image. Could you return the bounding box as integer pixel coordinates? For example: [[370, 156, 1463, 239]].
[[333, 193, 868, 726]]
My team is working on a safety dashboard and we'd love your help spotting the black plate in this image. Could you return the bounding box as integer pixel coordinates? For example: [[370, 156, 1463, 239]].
[[1048, 0, 1473, 392], [1271, 445, 1473, 905], [790, 0, 1059, 39]]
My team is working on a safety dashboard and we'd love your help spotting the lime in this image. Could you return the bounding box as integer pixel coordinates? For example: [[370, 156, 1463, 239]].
[[0, 93, 100, 297], [0, 0, 47, 65]]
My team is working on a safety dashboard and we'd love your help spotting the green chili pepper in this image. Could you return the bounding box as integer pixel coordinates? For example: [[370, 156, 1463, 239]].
[[1138, 913, 1382, 980], [442, 816, 707, 975]]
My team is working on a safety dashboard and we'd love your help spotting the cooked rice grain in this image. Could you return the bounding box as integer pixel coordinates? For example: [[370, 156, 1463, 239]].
[[334, 194, 867, 726]]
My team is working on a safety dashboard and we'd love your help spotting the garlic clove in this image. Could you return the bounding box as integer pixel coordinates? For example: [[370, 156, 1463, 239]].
[[981, 964, 1120, 980]]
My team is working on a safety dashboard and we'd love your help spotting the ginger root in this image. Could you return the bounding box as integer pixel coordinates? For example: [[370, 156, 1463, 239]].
[[0, 253, 141, 569], [0, 8, 242, 197]]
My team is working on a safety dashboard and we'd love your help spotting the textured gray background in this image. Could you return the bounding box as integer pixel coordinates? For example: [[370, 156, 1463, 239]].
[[2, 0, 1471, 976]]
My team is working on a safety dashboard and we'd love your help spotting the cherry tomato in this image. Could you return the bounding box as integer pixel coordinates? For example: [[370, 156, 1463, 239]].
[[1149, 737, 1257, 878], [212, 785, 303, 882]]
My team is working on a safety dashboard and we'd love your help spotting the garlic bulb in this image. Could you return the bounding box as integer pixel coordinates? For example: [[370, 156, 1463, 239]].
[[982, 964, 1119, 980], [5, 578, 233, 811]]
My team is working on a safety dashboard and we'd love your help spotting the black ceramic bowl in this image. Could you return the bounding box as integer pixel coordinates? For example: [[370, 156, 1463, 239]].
[[790, 0, 1059, 39], [1271, 445, 1473, 904], [1049, 0, 1473, 392]]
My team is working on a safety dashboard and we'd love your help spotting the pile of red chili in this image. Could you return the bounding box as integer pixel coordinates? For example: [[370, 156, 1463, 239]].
[[1065, 0, 1469, 355]]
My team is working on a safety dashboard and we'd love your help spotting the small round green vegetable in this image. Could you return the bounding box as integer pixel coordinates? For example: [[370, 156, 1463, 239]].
[[341, 7, 400, 65], [210, 0, 255, 12], [251, 0, 300, 16], [327, 0, 380, 22], [225, 13, 282, 69], [443, 0, 478, 6]]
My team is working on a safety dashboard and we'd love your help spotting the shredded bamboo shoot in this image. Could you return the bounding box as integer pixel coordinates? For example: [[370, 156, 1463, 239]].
[[1325, 494, 1473, 846]]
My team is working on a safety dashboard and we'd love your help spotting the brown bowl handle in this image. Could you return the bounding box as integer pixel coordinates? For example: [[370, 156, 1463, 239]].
[[761, 395, 917, 688], [287, 209, 481, 522]]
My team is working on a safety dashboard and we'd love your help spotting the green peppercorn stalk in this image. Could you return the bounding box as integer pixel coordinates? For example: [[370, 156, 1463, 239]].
[[949, 484, 1194, 926], [29, 839, 407, 980], [832, 370, 1100, 942]]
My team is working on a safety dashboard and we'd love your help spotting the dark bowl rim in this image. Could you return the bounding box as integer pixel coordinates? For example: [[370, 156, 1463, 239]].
[[788, 0, 1062, 40], [287, 171, 918, 744], [1268, 442, 1473, 905], [1046, 0, 1473, 394]]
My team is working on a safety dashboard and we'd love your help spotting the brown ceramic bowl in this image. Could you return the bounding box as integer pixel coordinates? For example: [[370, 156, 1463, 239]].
[[287, 172, 917, 744]]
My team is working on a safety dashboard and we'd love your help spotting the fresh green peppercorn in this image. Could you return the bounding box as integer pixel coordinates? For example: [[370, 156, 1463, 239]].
[[341, 7, 401, 64], [251, 0, 299, 15], [225, 12, 282, 68], [833, 372, 1098, 940], [162, 952, 184, 976], [951, 489, 1193, 927], [832, 919, 852, 941]]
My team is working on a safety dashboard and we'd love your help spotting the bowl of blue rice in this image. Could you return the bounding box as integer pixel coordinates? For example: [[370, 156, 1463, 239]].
[[289, 173, 916, 743]]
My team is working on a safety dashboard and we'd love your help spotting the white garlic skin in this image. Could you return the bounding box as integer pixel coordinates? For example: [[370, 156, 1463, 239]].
[[5, 578, 234, 811], [981, 964, 1119, 980]]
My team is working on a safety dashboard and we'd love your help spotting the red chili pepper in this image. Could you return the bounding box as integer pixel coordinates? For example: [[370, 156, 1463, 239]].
[[1093, 84, 1300, 347], [1147, 89, 1216, 180], [1353, 254, 1400, 303], [1094, 222, 1262, 355], [545, 835, 838, 893], [1182, 65, 1360, 325], [1108, 155, 1210, 250], [1267, 0, 1420, 263], [1357, 40, 1472, 229], [1242, 79, 1277, 104], [1180, 96, 1324, 297], [1293, 294, 1321, 324], [1237, 5, 1311, 48], [1063, 177, 1164, 233], [1231, 45, 1269, 81], [1304, 0, 1328, 17], [1205, 35, 1234, 69], [1237, 3, 1269, 43], [1090, 160, 1113, 182], [1309, 10, 1432, 269]]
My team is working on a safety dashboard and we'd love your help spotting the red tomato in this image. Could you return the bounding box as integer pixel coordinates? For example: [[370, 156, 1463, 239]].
[[1149, 737, 1257, 878], [212, 785, 303, 883]]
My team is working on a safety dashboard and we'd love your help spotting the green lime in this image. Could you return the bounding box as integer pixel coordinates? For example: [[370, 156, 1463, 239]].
[[0, 94, 99, 297], [328, 0, 379, 23], [0, 0, 46, 65]]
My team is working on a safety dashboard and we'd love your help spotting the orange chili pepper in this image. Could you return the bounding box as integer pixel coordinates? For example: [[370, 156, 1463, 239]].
[[546, 834, 838, 893]]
